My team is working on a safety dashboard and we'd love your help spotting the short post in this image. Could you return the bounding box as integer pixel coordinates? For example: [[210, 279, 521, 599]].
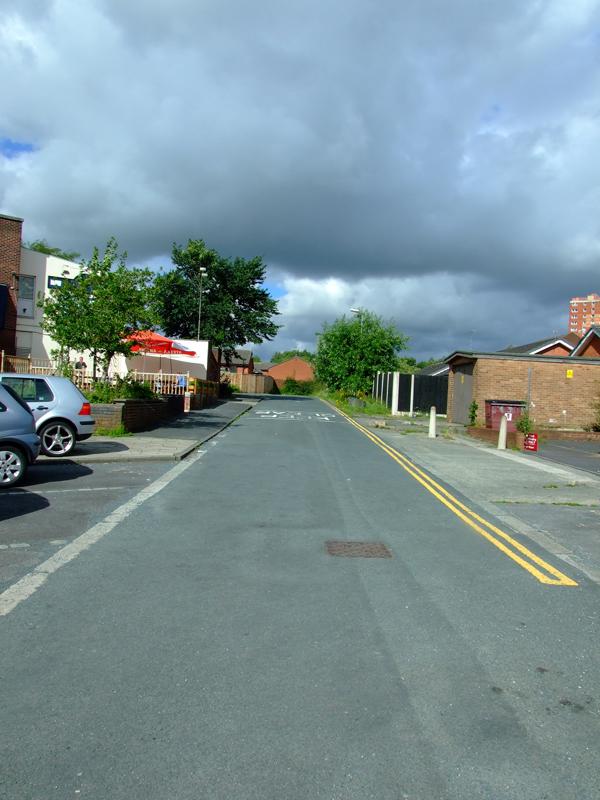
[[498, 413, 508, 450], [428, 406, 436, 438], [409, 374, 415, 417]]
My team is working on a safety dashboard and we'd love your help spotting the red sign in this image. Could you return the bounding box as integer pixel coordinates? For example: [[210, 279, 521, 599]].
[[523, 433, 538, 451]]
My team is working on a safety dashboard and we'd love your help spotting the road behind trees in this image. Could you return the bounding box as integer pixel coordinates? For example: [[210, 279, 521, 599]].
[[1, 396, 598, 799]]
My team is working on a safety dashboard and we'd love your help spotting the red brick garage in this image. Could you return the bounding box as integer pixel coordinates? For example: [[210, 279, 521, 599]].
[[446, 352, 600, 430]]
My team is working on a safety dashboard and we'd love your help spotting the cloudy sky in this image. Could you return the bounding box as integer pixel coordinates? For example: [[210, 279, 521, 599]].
[[2, 0, 600, 360]]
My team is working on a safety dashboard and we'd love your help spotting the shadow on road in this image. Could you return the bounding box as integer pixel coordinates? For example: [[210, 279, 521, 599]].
[[0, 462, 93, 522], [18, 461, 94, 487], [0, 490, 50, 521]]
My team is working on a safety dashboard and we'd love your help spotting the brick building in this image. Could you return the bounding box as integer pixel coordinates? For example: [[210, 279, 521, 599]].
[[261, 356, 315, 389], [500, 332, 579, 357], [446, 351, 600, 429], [0, 213, 23, 353], [569, 293, 600, 336]]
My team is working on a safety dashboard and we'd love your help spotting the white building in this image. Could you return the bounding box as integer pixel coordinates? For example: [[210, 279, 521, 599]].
[[14, 246, 217, 380], [15, 247, 83, 361]]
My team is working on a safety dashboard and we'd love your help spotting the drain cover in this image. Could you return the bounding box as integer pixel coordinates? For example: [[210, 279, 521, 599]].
[[326, 540, 392, 558]]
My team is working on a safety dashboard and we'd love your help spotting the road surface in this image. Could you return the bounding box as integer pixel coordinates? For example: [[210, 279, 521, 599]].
[[1, 396, 597, 799]]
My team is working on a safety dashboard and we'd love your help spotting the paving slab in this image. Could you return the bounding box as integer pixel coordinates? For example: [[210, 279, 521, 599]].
[[37, 398, 257, 464], [357, 417, 600, 583]]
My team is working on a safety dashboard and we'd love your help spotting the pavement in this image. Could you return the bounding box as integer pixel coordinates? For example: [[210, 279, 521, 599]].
[[356, 413, 600, 583], [38, 397, 257, 463]]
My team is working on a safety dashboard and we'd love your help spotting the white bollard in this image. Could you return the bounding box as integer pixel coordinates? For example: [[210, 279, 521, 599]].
[[497, 414, 508, 450], [428, 406, 437, 438]]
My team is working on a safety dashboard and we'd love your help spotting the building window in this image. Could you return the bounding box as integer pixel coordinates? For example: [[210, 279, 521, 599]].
[[17, 275, 36, 318]]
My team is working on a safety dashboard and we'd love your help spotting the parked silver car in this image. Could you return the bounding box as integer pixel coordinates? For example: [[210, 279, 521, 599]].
[[0, 374, 95, 457], [0, 382, 41, 486]]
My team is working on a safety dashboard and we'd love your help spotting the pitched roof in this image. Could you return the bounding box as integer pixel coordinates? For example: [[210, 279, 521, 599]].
[[499, 332, 579, 355], [415, 362, 449, 376], [570, 326, 600, 357], [212, 348, 253, 365]]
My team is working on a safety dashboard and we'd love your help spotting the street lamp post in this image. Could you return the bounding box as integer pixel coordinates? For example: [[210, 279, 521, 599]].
[[350, 307, 363, 331], [196, 266, 207, 341]]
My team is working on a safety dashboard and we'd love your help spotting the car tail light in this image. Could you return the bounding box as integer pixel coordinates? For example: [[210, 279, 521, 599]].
[[79, 402, 92, 416]]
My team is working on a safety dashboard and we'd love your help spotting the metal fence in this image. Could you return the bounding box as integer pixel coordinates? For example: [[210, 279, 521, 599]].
[[373, 371, 448, 415]]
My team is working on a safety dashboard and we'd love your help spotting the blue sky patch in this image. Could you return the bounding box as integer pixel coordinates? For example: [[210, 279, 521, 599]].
[[0, 138, 35, 159]]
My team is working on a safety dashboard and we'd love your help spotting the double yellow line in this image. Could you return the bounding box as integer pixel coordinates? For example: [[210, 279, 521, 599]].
[[331, 406, 577, 586]]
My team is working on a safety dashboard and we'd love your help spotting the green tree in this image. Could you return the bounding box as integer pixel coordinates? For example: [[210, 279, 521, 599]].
[[152, 239, 280, 356], [271, 349, 315, 364], [315, 310, 408, 395], [40, 238, 155, 377], [25, 239, 81, 262]]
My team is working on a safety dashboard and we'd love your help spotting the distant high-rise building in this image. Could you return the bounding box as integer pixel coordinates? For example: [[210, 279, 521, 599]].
[[569, 293, 600, 336]]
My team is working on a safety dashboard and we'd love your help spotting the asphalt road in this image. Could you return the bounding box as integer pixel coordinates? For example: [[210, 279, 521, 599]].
[[1, 396, 598, 799], [535, 438, 600, 476]]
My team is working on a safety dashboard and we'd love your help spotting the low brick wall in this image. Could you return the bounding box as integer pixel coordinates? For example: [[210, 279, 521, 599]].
[[537, 429, 600, 441], [467, 426, 600, 446], [467, 427, 518, 448], [91, 403, 123, 431], [91, 397, 184, 433]]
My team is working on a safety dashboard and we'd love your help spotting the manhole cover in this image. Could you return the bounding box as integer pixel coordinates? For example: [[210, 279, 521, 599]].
[[325, 541, 392, 558]]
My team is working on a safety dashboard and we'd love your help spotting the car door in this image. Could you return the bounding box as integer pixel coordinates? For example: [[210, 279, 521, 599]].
[[1, 377, 57, 425]]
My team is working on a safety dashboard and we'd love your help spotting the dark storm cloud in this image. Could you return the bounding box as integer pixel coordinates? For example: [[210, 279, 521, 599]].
[[1, 0, 600, 357]]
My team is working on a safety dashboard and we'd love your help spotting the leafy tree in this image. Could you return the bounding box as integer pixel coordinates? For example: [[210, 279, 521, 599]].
[[152, 239, 280, 356], [40, 238, 155, 377], [25, 239, 81, 262], [315, 310, 408, 396], [271, 349, 315, 364]]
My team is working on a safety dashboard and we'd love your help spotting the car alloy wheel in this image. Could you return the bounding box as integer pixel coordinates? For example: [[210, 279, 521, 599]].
[[0, 446, 26, 486], [39, 421, 76, 457]]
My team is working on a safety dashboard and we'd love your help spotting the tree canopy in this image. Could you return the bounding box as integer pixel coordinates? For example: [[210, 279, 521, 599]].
[[152, 239, 280, 354], [315, 310, 408, 395], [40, 237, 154, 376], [271, 349, 314, 364], [25, 239, 81, 262]]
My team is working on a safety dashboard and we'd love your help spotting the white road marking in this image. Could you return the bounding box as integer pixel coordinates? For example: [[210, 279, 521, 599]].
[[0, 450, 206, 617], [254, 410, 336, 422], [2, 487, 127, 496]]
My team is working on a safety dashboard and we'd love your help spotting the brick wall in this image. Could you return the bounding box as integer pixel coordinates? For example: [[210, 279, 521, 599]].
[[580, 338, 600, 358], [91, 398, 185, 432], [450, 357, 600, 430], [265, 357, 315, 388], [0, 214, 23, 353]]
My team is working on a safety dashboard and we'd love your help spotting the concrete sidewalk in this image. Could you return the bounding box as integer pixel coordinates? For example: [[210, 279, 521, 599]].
[[40, 398, 258, 464], [358, 415, 600, 584]]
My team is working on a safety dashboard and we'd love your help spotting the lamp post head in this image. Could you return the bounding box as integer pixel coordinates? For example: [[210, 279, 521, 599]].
[[350, 307, 360, 315]]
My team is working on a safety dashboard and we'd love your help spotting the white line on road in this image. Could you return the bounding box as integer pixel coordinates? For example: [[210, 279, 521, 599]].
[[3, 487, 129, 496], [0, 450, 207, 617]]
